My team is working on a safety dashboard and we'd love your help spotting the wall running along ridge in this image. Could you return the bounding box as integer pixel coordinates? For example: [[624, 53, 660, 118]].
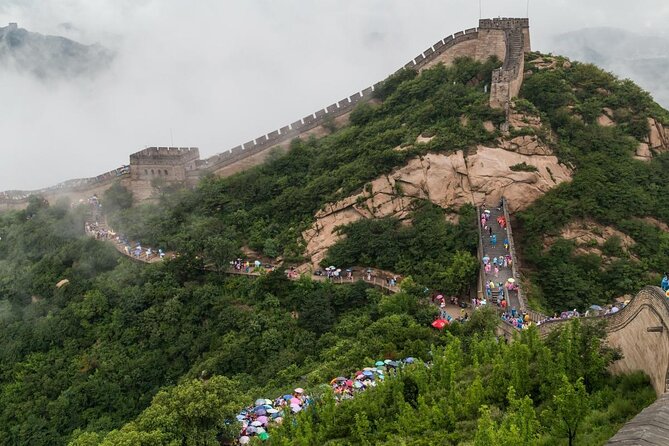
[[527, 286, 668, 397], [0, 18, 530, 207]]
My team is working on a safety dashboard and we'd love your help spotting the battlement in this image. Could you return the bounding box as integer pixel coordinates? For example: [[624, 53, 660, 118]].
[[0, 18, 533, 206], [6, 22, 17, 31], [129, 147, 200, 163], [478, 18, 529, 30]]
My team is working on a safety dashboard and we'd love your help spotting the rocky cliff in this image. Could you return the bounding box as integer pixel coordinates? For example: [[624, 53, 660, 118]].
[[303, 126, 571, 266]]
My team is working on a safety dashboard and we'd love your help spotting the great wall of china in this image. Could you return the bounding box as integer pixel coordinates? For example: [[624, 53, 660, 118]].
[[0, 18, 529, 210], [6, 17, 669, 435]]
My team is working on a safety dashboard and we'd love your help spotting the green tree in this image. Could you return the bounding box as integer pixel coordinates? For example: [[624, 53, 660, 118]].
[[546, 375, 589, 446], [103, 182, 134, 213], [474, 406, 499, 446]]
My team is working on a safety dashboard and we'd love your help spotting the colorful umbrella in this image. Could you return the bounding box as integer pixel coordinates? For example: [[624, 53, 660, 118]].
[[258, 432, 269, 441], [375, 361, 384, 367], [431, 319, 448, 329], [290, 397, 301, 405], [257, 416, 269, 425]]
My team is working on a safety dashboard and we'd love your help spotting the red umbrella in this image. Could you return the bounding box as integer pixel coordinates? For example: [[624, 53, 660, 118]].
[[431, 319, 448, 330]]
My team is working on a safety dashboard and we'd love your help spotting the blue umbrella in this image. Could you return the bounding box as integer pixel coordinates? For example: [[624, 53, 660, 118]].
[[405, 357, 415, 364], [255, 408, 267, 416], [590, 304, 603, 311], [375, 361, 384, 367], [362, 370, 374, 377], [283, 394, 293, 401]]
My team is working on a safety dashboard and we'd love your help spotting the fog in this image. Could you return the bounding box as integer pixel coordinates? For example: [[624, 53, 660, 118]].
[[1, 0, 668, 190]]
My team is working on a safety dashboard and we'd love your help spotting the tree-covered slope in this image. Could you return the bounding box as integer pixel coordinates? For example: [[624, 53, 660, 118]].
[[515, 53, 669, 312], [0, 52, 666, 445]]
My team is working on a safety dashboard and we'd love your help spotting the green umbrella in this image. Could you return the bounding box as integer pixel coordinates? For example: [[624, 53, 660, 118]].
[[259, 432, 270, 441]]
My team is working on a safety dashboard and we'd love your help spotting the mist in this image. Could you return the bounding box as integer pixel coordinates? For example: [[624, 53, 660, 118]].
[[1, 0, 668, 190]]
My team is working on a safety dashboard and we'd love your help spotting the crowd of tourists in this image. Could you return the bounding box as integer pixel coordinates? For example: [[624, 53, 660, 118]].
[[236, 388, 311, 443], [234, 357, 418, 443], [86, 220, 167, 261], [315, 266, 400, 288], [329, 358, 411, 401], [83, 195, 168, 262]]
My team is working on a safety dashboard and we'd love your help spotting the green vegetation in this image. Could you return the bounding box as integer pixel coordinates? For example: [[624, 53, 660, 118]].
[[264, 320, 654, 445], [517, 54, 669, 311], [0, 201, 447, 445], [323, 202, 479, 295], [510, 162, 539, 172], [0, 53, 664, 445], [109, 57, 504, 267]]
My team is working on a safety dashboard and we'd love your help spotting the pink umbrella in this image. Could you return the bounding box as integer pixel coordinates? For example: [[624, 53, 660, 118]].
[[257, 416, 269, 425], [290, 397, 301, 405], [290, 403, 302, 413]]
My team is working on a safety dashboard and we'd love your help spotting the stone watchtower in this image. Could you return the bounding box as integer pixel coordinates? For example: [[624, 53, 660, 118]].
[[480, 18, 531, 110], [129, 147, 200, 182]]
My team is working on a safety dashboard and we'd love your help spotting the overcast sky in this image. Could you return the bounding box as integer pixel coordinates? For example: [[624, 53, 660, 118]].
[[1, 0, 668, 190]]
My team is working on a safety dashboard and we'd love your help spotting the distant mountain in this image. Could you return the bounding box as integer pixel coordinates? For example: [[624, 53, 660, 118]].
[[0, 22, 113, 79], [550, 27, 669, 107]]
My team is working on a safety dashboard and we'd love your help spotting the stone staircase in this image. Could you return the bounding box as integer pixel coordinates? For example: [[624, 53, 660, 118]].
[[478, 201, 521, 312]]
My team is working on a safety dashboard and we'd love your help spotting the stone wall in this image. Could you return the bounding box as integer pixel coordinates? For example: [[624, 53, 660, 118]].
[[0, 18, 532, 208], [198, 18, 531, 177], [537, 286, 669, 396]]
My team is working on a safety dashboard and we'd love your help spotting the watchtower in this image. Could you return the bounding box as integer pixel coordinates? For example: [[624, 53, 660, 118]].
[[129, 147, 200, 182]]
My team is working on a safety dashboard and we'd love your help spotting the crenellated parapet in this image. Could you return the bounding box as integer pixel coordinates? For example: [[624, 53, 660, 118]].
[[0, 18, 533, 205]]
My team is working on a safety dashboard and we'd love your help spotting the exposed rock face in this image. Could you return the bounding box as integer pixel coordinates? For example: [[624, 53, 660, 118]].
[[303, 145, 571, 266], [635, 117, 669, 161], [597, 113, 615, 127], [635, 142, 652, 161], [499, 135, 552, 155], [647, 117, 669, 152], [544, 219, 637, 260]]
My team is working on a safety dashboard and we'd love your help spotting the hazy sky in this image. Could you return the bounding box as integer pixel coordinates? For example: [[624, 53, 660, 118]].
[[1, 0, 668, 190]]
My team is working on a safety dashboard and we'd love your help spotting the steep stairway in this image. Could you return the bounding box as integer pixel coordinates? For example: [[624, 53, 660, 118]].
[[479, 202, 521, 312]]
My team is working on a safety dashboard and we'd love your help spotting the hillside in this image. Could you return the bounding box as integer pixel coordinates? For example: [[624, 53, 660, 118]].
[[551, 27, 669, 108], [0, 23, 113, 79], [0, 47, 667, 445]]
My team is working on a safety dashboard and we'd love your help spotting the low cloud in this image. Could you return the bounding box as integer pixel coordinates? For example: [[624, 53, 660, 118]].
[[0, 0, 667, 190]]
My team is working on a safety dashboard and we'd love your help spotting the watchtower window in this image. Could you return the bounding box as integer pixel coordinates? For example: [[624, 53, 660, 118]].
[[164, 169, 169, 175], [158, 169, 162, 175], [151, 169, 154, 175], [144, 169, 148, 175]]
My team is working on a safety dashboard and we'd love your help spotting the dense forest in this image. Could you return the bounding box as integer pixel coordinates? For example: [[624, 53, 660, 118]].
[[0, 53, 665, 444]]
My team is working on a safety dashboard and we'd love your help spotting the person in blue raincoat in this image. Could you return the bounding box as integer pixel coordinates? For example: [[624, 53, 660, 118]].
[[661, 272, 669, 291]]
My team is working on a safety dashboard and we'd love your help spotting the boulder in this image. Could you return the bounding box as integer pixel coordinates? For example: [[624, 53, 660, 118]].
[[597, 114, 615, 127]]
